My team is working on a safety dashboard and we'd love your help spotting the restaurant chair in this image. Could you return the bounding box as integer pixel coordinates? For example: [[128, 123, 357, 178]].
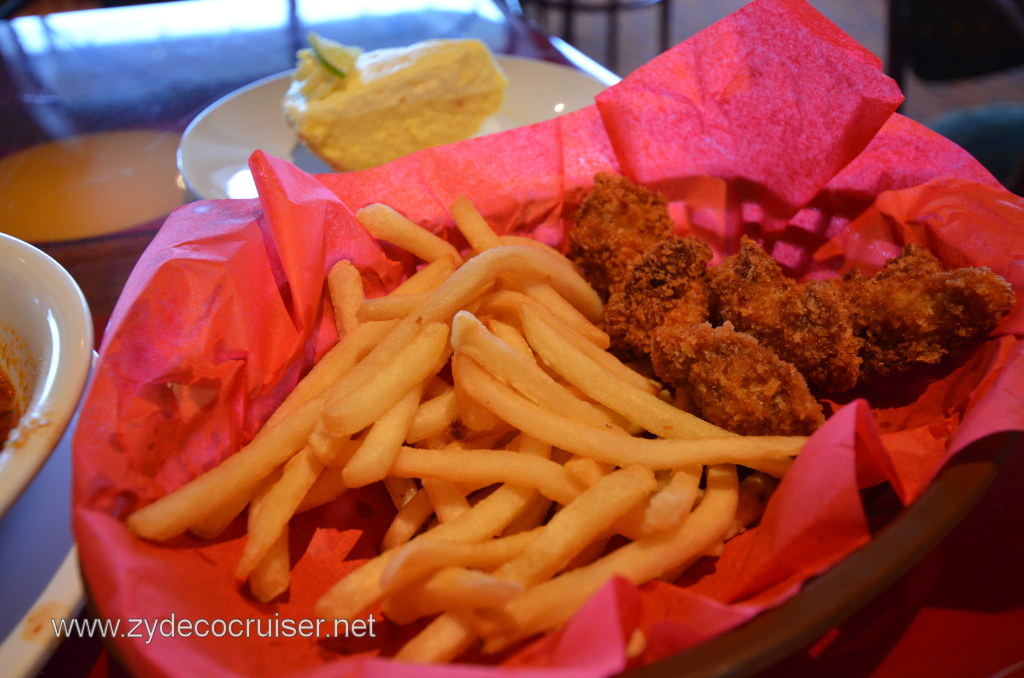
[[886, 0, 1024, 192], [504, 0, 672, 74], [886, 0, 1024, 88]]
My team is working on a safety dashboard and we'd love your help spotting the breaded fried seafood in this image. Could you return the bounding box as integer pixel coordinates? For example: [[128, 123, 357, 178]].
[[604, 236, 713, 357], [843, 243, 1016, 379], [568, 174, 1017, 438], [710, 236, 863, 392], [568, 173, 675, 297], [651, 322, 825, 436]]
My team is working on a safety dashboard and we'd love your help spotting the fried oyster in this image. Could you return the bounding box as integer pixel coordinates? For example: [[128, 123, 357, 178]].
[[568, 173, 676, 298], [604, 236, 714, 357], [709, 236, 863, 392], [843, 243, 1016, 379], [567, 174, 1017, 437], [651, 322, 825, 436]]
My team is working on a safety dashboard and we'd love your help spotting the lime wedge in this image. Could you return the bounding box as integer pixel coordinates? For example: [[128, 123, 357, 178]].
[[308, 32, 360, 80]]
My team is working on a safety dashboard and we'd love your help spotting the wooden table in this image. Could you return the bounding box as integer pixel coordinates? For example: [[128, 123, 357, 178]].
[[1, 2, 1021, 677]]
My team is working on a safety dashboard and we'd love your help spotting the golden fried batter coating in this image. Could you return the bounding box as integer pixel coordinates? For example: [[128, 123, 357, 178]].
[[568, 174, 1017, 435], [843, 244, 1016, 379], [568, 173, 675, 298], [651, 322, 825, 436], [710, 237, 862, 392], [604, 236, 713, 357]]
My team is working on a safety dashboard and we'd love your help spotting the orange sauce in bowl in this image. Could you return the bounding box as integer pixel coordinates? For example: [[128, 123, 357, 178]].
[[0, 365, 19, 446]]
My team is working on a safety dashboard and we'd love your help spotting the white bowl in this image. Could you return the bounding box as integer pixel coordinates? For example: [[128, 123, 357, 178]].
[[0, 233, 93, 517]]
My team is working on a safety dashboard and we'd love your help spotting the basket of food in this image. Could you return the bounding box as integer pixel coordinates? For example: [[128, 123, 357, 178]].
[[72, 0, 1023, 676]]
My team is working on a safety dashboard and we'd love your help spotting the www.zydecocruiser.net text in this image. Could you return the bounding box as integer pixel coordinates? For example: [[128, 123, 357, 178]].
[[51, 613, 378, 645]]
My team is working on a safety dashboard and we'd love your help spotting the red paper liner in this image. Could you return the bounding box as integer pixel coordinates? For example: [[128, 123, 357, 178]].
[[72, 0, 1024, 676]]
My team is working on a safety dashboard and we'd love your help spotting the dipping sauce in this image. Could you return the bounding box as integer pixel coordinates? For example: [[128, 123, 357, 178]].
[[0, 366, 19, 446]]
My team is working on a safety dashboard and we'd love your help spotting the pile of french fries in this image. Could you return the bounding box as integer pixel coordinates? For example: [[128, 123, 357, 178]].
[[126, 197, 805, 663]]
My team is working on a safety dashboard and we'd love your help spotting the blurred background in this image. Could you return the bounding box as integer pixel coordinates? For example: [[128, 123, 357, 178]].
[[5, 0, 1024, 189]]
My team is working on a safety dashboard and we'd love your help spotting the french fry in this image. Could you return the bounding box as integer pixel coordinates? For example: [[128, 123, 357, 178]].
[[136, 320, 403, 539], [380, 530, 543, 592], [499, 435, 555, 535], [244, 470, 291, 601], [451, 313, 623, 432], [402, 245, 602, 326], [394, 610, 477, 664], [315, 483, 537, 622], [356, 203, 463, 264], [458, 425, 520, 452], [501, 495, 552, 535], [188, 484, 256, 539], [391, 254, 460, 296], [479, 464, 739, 653], [382, 489, 434, 551], [389, 447, 586, 506], [313, 328, 435, 438], [421, 479, 471, 523], [475, 286, 612, 358], [450, 195, 502, 253], [392, 465, 658, 660], [263, 319, 399, 429], [383, 476, 419, 510], [357, 293, 426, 322], [323, 248, 573, 436], [563, 456, 611, 487], [248, 528, 290, 603], [558, 381, 645, 435], [520, 304, 731, 439], [618, 465, 702, 537], [726, 471, 779, 539], [626, 629, 647, 660], [518, 433, 552, 459], [235, 445, 325, 580], [323, 322, 450, 437], [472, 289, 534, 327], [355, 255, 463, 321], [481, 295, 659, 396], [307, 419, 360, 468], [493, 236, 603, 326], [564, 536, 610, 571], [743, 456, 795, 478], [423, 375, 451, 398], [405, 387, 458, 443], [127, 394, 324, 541], [485, 318, 534, 359], [327, 259, 364, 337], [453, 378, 503, 432], [343, 380, 426, 487], [454, 355, 804, 469], [296, 465, 348, 513], [493, 464, 656, 586], [506, 279, 610, 348], [496, 234, 562, 252], [383, 567, 523, 625], [347, 248, 600, 362]]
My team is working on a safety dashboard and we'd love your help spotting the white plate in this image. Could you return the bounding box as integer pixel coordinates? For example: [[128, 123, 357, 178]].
[[178, 55, 615, 200], [0, 386, 88, 678]]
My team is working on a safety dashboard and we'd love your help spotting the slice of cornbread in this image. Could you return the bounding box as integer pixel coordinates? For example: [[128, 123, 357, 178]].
[[283, 36, 508, 172]]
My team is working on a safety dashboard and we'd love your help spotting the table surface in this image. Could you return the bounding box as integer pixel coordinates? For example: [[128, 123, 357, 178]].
[[1, 2, 1022, 678]]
